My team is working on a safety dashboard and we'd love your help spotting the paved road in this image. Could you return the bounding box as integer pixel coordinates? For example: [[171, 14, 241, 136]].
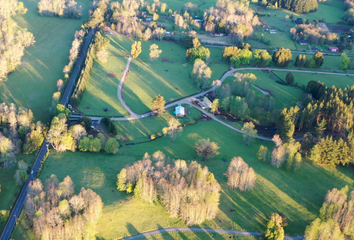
[[61, 29, 95, 106], [0, 30, 95, 240], [121, 227, 304, 240]]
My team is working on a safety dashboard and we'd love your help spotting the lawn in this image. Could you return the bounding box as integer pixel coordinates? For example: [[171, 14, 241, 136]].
[[223, 70, 304, 110], [12, 120, 354, 239], [0, 0, 92, 123], [274, 71, 354, 90], [0, 154, 34, 232], [81, 34, 229, 115]]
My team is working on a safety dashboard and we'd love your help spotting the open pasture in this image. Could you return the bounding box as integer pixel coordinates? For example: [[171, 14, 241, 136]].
[[223, 70, 304, 110], [12, 120, 354, 239], [0, 0, 92, 123]]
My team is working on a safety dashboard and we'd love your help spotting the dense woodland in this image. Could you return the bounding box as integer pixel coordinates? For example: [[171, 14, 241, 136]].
[[0, 0, 35, 82], [117, 152, 221, 226], [37, 0, 81, 18], [25, 175, 103, 240]]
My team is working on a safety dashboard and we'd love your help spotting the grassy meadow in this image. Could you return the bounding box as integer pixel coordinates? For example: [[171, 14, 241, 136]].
[[0, 0, 92, 123], [0, 154, 34, 232], [12, 120, 354, 239], [80, 34, 230, 115]]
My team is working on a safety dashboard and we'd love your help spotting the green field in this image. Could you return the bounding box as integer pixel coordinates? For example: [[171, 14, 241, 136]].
[[223, 70, 304, 110], [274, 71, 354, 89], [78, 36, 131, 117], [0, 0, 91, 123], [12, 120, 354, 239], [80, 35, 229, 115], [144, 232, 260, 240], [0, 154, 34, 232]]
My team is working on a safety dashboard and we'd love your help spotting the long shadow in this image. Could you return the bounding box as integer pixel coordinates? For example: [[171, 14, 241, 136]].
[[126, 222, 140, 237]]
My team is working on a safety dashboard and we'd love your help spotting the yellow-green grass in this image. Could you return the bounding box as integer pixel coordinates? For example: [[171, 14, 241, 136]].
[[78, 37, 131, 117], [0, 154, 34, 232], [12, 120, 354, 239], [223, 70, 303, 110], [0, 0, 91, 123], [274, 71, 354, 90], [262, 31, 295, 49]]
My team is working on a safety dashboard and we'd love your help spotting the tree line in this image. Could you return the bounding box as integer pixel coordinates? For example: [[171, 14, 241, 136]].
[[37, 0, 81, 19], [116, 152, 221, 225], [70, 32, 109, 107], [24, 175, 103, 240], [267, 0, 318, 13], [0, 0, 35, 82]]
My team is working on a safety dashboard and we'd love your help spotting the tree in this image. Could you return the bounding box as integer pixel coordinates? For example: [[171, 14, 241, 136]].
[[225, 157, 256, 191], [286, 72, 294, 85], [238, 49, 253, 65], [264, 213, 285, 240], [53, 104, 70, 117], [230, 55, 240, 68], [162, 118, 183, 142], [195, 138, 220, 160], [186, 46, 211, 63], [211, 99, 219, 114], [96, 48, 108, 63], [153, 12, 159, 21], [295, 54, 306, 67], [149, 44, 162, 61], [253, 49, 272, 67], [105, 138, 119, 154], [80, 116, 92, 131], [315, 119, 327, 138], [272, 48, 292, 67], [257, 145, 268, 161], [313, 52, 324, 68], [116, 168, 127, 191], [151, 95, 166, 116], [241, 122, 258, 146], [341, 53, 350, 70], [46, 116, 73, 152], [70, 124, 87, 144], [131, 41, 142, 58], [14, 160, 28, 185], [301, 133, 316, 156]]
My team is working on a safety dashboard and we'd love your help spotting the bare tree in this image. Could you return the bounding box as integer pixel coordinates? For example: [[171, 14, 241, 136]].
[[162, 118, 183, 142]]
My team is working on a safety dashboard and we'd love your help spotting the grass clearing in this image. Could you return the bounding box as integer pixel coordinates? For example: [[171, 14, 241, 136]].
[[0, 0, 91, 123], [12, 120, 354, 239], [223, 70, 304, 110], [0, 154, 34, 232]]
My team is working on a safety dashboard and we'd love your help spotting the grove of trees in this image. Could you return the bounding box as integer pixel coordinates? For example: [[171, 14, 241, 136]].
[[25, 175, 103, 239], [224, 156, 256, 191], [0, 0, 35, 82], [37, 0, 81, 18], [304, 186, 354, 239], [116, 152, 221, 225]]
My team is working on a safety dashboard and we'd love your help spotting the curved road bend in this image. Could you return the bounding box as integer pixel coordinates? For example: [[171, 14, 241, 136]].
[[1, 30, 95, 240], [121, 227, 304, 240]]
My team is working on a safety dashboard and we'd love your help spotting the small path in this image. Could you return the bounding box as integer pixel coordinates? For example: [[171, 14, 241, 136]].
[[121, 227, 304, 240]]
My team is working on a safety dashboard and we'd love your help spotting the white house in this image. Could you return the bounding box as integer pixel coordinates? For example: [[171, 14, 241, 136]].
[[175, 106, 186, 117]]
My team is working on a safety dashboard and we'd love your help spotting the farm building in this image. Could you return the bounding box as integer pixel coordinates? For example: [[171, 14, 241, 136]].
[[328, 47, 339, 52], [214, 33, 226, 37], [175, 106, 186, 117], [295, 18, 303, 24], [299, 40, 309, 45], [203, 97, 212, 109]]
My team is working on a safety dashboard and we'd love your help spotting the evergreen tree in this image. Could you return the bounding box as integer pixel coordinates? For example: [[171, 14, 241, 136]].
[[285, 72, 294, 85]]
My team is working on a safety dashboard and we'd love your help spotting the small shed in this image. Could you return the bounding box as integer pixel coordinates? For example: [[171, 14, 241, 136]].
[[175, 106, 186, 117], [91, 121, 99, 130], [299, 40, 308, 45], [328, 47, 339, 52], [203, 97, 212, 109]]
